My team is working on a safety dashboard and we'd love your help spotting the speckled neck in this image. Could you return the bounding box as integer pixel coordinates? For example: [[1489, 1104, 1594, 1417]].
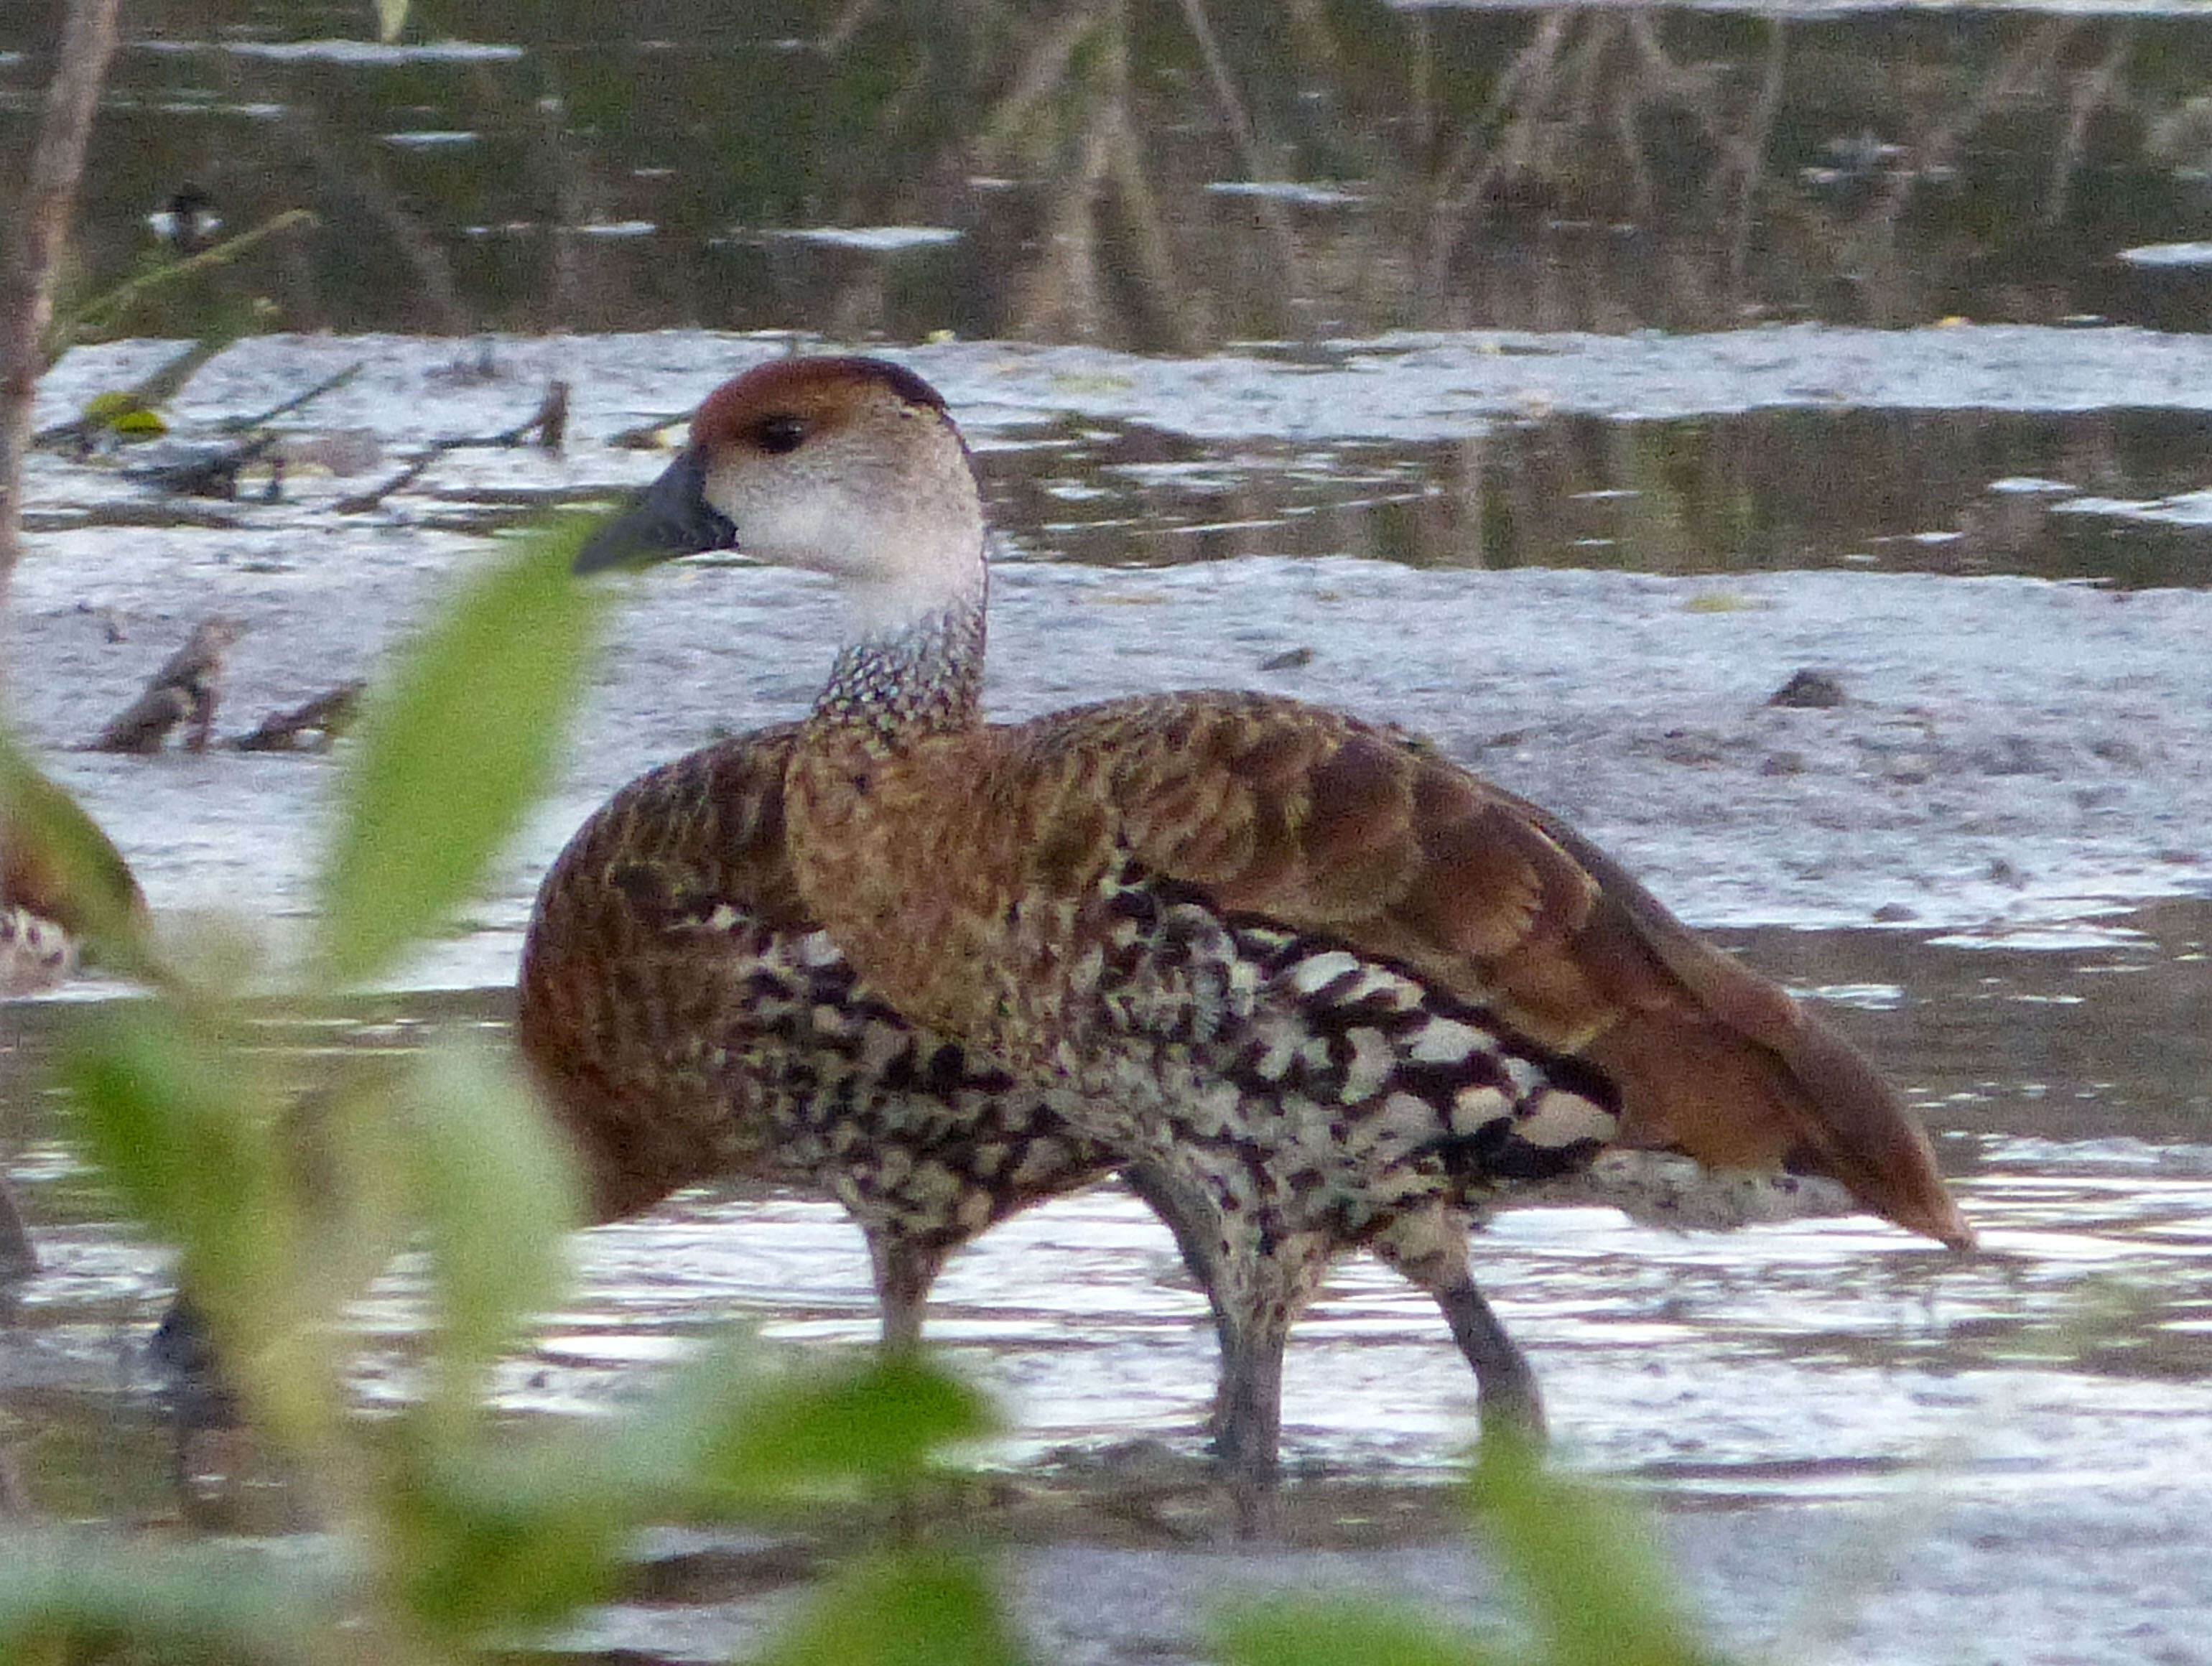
[[805, 579, 988, 749]]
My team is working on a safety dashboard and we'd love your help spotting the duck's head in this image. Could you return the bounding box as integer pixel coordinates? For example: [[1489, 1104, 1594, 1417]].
[[578, 356, 986, 634]]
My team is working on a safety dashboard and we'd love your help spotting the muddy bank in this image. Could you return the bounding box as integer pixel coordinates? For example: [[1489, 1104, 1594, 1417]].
[[6, 543, 2208, 989]]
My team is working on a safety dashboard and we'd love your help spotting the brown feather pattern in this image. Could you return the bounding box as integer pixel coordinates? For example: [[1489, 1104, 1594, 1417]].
[[519, 723, 1583, 1417], [787, 689, 1968, 1251], [517, 728, 1117, 1287]]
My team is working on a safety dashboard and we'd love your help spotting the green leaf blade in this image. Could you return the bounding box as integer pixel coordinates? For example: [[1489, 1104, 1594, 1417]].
[[613, 1341, 995, 1511], [315, 518, 604, 986], [384, 1439, 631, 1644], [58, 1007, 286, 1298], [1468, 1440, 1727, 1666], [758, 1551, 1027, 1666], [0, 1535, 324, 1661], [404, 1042, 583, 1410]]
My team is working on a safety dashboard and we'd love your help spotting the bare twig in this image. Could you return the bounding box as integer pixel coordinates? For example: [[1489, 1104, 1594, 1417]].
[[2045, 27, 2134, 227], [1174, 0, 1311, 331], [335, 378, 570, 512], [334, 453, 437, 516], [1422, 11, 1571, 304], [1106, 109, 1204, 353], [0, 0, 123, 602], [1013, 102, 1115, 341], [975, 7, 1107, 164], [232, 683, 366, 753], [223, 360, 365, 434], [52, 209, 317, 349], [502, 379, 570, 451], [1727, 22, 1788, 297]]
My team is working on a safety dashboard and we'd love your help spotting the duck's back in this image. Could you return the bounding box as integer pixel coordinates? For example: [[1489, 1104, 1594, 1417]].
[[785, 689, 1969, 1249]]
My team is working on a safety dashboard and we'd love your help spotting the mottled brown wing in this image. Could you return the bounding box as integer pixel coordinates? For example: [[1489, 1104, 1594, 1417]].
[[0, 763, 148, 944], [517, 726, 809, 1218], [1023, 692, 1971, 1248], [1487, 783, 1972, 1246]]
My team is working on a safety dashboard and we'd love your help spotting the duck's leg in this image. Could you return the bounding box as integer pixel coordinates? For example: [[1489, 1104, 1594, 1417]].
[[1212, 1299, 1289, 1538], [1370, 1206, 1546, 1443], [1116, 1160, 1235, 1433], [1207, 1221, 1341, 1540], [1436, 1280, 1545, 1443], [859, 1223, 954, 1356]]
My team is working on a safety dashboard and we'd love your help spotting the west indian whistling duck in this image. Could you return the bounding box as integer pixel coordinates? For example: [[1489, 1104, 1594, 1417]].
[[567, 355, 1972, 1531]]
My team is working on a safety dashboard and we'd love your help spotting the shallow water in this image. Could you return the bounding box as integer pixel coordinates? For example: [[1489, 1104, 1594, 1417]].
[[4, 902, 2208, 1659]]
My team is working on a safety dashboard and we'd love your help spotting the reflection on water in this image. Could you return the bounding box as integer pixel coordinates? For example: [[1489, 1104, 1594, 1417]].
[[4, 901, 2206, 1523], [4, 4, 2212, 348], [994, 404, 2212, 585]]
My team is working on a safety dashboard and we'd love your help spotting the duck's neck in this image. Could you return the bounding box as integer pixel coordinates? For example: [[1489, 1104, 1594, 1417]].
[[806, 574, 988, 749]]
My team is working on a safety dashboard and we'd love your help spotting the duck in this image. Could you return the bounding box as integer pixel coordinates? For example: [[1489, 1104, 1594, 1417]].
[[1, 771, 150, 1280], [571, 354, 1973, 1525], [519, 725, 1128, 1352], [517, 720, 1565, 1428], [1, 768, 148, 996]]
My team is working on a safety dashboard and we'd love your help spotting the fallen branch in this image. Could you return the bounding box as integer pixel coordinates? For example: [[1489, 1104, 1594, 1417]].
[[335, 378, 571, 513], [222, 359, 365, 434], [231, 682, 365, 753], [32, 338, 224, 452], [91, 616, 244, 753]]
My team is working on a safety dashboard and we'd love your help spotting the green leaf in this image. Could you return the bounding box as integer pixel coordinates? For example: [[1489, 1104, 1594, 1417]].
[[1467, 1438, 1725, 1666], [59, 1007, 289, 1299], [1214, 1598, 1502, 1666], [0, 726, 151, 977], [279, 1066, 418, 1330], [382, 1438, 630, 1642], [613, 1341, 994, 1509], [694, 1350, 990, 1501], [57, 1007, 343, 1448], [0, 1534, 322, 1660], [758, 1551, 1026, 1666], [403, 1042, 582, 1413], [315, 518, 604, 985]]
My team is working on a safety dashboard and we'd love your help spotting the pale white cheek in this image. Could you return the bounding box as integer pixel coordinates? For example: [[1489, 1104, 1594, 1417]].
[[708, 444, 986, 634], [720, 474, 864, 574]]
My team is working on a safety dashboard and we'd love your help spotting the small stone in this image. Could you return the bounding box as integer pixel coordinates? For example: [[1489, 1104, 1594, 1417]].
[[1872, 903, 1919, 922], [1258, 646, 1314, 671], [1767, 668, 1846, 708]]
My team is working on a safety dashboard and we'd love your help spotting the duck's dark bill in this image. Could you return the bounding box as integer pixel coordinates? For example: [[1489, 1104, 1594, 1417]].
[[575, 450, 737, 573]]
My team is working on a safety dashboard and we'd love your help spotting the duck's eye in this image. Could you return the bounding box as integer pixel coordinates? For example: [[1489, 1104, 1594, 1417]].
[[753, 413, 807, 455]]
